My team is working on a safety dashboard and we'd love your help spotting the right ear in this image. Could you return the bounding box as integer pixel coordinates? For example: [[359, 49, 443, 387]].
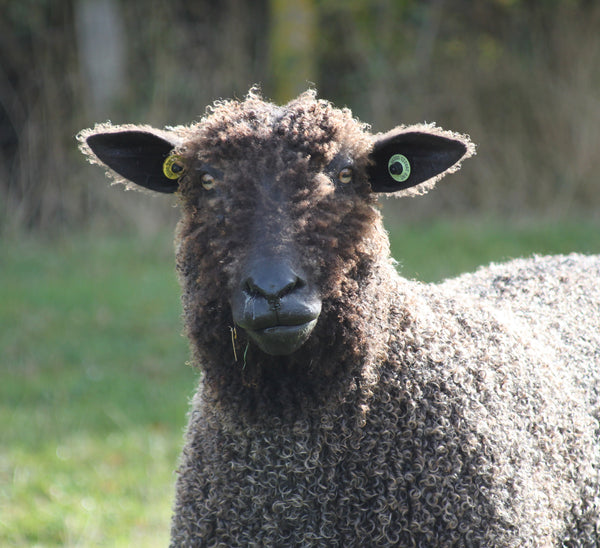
[[78, 126, 182, 193], [367, 125, 475, 195]]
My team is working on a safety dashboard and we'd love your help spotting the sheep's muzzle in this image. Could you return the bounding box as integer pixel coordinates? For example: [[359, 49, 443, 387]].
[[230, 255, 321, 356]]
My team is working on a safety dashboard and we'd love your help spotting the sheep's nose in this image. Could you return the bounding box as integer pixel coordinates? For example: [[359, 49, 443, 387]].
[[232, 256, 321, 355], [243, 263, 305, 300]]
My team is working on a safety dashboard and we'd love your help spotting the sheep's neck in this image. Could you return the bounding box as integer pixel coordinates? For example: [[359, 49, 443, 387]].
[[198, 259, 400, 424]]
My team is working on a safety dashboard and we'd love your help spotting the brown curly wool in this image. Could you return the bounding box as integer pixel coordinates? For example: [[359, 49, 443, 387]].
[[78, 90, 599, 546]]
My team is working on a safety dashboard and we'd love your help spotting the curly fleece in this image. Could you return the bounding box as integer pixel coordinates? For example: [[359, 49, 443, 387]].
[[80, 91, 599, 546]]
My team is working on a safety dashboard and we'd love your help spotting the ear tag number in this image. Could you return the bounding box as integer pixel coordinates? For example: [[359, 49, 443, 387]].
[[388, 154, 411, 183], [163, 154, 186, 180]]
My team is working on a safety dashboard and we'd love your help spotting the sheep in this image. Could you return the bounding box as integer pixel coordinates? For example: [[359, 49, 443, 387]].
[[78, 89, 600, 547]]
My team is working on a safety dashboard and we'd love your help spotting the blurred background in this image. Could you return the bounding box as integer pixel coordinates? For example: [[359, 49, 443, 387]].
[[2, 0, 599, 546], [2, 0, 600, 233]]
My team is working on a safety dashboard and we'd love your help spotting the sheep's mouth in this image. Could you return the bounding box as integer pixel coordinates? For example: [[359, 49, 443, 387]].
[[232, 296, 321, 356], [243, 319, 317, 356], [231, 271, 322, 355]]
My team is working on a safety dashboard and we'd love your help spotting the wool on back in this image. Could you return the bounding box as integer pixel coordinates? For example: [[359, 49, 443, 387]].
[[171, 254, 600, 546]]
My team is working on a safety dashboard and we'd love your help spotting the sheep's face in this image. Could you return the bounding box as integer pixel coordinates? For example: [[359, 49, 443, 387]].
[[174, 95, 379, 356], [79, 91, 473, 360]]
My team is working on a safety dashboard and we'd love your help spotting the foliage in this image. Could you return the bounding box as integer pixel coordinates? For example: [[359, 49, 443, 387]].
[[316, 0, 600, 219], [0, 0, 599, 229]]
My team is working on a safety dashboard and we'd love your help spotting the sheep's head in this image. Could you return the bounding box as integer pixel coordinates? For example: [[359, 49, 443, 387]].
[[79, 91, 474, 365]]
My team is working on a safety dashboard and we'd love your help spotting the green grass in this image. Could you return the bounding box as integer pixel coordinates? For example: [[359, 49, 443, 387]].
[[0, 232, 196, 547], [388, 218, 600, 282], [1, 219, 599, 546]]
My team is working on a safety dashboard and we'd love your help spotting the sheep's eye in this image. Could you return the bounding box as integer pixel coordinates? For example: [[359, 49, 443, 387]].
[[201, 173, 216, 190], [338, 167, 353, 184]]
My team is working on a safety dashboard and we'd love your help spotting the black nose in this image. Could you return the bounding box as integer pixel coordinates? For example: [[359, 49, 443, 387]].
[[244, 262, 305, 300]]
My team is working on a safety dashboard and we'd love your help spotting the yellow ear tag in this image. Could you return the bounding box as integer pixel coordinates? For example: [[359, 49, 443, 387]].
[[163, 155, 186, 180]]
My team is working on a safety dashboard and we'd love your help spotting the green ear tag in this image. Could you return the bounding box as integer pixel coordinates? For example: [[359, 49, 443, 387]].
[[388, 154, 411, 183], [163, 154, 185, 180]]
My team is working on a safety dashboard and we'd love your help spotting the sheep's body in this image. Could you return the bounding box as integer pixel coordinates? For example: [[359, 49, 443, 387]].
[[172, 254, 600, 546], [79, 91, 599, 546]]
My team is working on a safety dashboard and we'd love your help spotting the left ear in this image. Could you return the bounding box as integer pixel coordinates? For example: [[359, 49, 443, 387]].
[[367, 125, 475, 194], [77, 123, 184, 193]]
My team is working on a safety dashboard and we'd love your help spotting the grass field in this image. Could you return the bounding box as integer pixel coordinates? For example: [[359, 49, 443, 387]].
[[1, 219, 599, 546]]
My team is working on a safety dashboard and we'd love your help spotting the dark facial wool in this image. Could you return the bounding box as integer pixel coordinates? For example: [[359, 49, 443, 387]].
[[78, 90, 599, 546]]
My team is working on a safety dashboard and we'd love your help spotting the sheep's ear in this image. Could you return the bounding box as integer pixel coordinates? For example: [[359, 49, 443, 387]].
[[80, 128, 180, 193], [367, 126, 474, 194]]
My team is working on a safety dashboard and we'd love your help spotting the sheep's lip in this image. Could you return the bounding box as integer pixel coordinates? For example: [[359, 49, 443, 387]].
[[244, 319, 318, 356]]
